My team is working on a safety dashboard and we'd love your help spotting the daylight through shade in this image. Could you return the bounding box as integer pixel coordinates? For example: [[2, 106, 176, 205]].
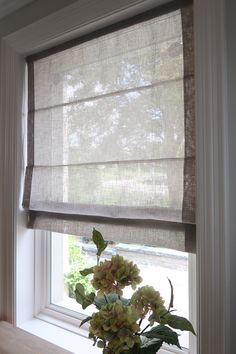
[[23, 1, 195, 252]]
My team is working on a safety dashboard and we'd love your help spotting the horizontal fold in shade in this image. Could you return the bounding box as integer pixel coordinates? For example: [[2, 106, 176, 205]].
[[23, 1, 195, 253], [25, 159, 187, 219], [28, 211, 196, 253]]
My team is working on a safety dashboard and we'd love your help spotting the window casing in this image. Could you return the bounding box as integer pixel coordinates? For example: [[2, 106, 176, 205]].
[[0, 0, 229, 353]]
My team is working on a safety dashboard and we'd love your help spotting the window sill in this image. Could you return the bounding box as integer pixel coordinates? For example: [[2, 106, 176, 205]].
[[19, 317, 186, 354], [19, 318, 101, 354], [0, 321, 70, 354]]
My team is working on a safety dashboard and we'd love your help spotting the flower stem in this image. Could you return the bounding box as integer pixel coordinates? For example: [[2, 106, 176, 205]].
[[167, 278, 174, 311], [140, 323, 151, 334], [135, 319, 143, 335], [104, 293, 109, 304]]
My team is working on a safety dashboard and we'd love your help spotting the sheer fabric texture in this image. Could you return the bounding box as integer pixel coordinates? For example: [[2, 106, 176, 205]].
[[23, 3, 195, 252]]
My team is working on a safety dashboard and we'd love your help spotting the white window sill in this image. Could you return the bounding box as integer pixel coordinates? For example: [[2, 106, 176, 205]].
[[19, 318, 101, 354], [19, 317, 185, 354]]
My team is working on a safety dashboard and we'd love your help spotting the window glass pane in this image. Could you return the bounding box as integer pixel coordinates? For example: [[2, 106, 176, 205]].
[[51, 232, 191, 349]]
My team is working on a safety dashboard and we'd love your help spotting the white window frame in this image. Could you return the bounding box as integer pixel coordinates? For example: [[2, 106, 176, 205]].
[[33, 231, 196, 354], [0, 0, 230, 354]]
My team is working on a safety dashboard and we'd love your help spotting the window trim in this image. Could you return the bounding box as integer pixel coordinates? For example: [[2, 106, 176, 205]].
[[0, 0, 230, 354]]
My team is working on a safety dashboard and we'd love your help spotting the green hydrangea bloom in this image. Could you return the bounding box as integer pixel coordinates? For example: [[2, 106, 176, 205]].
[[89, 301, 141, 354], [92, 255, 142, 295], [131, 285, 166, 324]]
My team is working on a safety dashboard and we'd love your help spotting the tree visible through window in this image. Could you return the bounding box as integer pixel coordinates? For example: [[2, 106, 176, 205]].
[[23, 3, 195, 254]]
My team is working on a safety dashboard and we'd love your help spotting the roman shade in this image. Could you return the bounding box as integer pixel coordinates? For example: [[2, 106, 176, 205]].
[[23, 0, 195, 252]]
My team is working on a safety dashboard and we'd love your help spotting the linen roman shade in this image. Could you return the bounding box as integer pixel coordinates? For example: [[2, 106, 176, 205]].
[[23, 0, 195, 252]]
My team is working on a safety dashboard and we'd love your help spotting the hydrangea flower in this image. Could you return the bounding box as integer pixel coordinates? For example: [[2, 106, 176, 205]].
[[76, 230, 195, 353], [131, 285, 166, 323], [92, 255, 142, 295], [89, 301, 141, 354]]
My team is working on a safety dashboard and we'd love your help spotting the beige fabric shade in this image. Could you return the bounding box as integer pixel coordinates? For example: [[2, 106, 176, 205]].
[[23, 1, 195, 252]]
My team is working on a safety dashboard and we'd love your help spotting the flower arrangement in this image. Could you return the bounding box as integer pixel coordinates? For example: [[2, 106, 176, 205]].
[[75, 229, 195, 354]]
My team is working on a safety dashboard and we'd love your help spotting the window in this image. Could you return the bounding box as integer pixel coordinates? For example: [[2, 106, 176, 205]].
[[50, 233, 196, 352], [22, 1, 196, 353], [0, 0, 229, 353]]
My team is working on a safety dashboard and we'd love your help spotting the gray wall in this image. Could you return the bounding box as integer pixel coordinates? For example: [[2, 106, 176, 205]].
[[0, 0, 77, 37], [226, 0, 236, 350]]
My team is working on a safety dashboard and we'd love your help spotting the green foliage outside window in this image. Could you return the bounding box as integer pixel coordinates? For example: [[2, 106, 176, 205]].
[[64, 236, 94, 298]]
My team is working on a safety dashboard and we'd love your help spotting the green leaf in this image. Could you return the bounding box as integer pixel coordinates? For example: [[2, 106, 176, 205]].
[[97, 340, 105, 348], [79, 316, 92, 328], [75, 283, 86, 304], [75, 283, 95, 309], [80, 266, 94, 276], [148, 312, 160, 325], [143, 325, 181, 349], [92, 228, 108, 257], [94, 293, 129, 309], [166, 314, 196, 335], [83, 292, 95, 309], [139, 336, 163, 354]]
